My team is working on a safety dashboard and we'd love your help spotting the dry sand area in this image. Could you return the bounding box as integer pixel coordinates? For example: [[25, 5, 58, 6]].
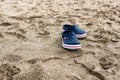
[[0, 0, 120, 80]]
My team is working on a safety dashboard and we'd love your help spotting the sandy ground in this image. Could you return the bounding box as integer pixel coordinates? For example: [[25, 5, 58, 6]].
[[0, 0, 120, 80]]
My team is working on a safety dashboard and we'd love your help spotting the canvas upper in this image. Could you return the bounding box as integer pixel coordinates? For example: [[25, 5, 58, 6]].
[[62, 30, 80, 45]]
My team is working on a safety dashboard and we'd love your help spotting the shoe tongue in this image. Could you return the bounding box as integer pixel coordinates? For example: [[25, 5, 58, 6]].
[[72, 24, 78, 30], [63, 24, 74, 31], [72, 24, 77, 27], [63, 30, 75, 37]]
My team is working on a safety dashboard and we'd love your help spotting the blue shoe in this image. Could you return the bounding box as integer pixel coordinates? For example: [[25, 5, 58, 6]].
[[62, 30, 81, 49], [63, 24, 87, 38]]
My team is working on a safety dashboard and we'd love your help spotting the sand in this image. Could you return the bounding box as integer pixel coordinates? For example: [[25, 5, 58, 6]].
[[0, 0, 120, 80]]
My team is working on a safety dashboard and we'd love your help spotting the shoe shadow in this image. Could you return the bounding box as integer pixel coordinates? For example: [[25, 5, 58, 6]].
[[78, 37, 87, 40]]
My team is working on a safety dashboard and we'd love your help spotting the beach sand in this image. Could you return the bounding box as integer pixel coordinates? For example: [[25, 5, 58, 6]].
[[0, 0, 120, 80]]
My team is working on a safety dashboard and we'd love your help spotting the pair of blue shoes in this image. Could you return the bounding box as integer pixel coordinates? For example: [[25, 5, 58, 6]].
[[62, 24, 87, 50]]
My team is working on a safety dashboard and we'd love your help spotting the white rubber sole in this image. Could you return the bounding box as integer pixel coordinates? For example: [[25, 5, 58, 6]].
[[76, 33, 87, 38], [62, 40, 81, 50]]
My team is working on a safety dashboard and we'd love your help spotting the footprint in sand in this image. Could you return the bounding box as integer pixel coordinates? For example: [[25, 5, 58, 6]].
[[100, 56, 116, 69], [0, 63, 21, 80], [14, 65, 50, 80]]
